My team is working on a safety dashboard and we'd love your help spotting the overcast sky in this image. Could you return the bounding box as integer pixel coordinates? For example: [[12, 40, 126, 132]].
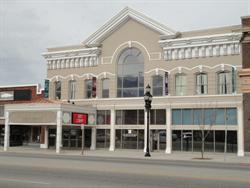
[[0, 0, 249, 87]]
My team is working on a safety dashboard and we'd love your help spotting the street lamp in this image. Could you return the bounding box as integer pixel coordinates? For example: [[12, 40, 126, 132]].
[[144, 84, 152, 157]]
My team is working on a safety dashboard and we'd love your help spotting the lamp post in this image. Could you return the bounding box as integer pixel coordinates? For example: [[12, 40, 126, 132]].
[[144, 84, 152, 157]]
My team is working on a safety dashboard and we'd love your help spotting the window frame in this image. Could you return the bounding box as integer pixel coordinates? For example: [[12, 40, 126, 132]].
[[196, 72, 208, 95], [175, 73, 186, 96]]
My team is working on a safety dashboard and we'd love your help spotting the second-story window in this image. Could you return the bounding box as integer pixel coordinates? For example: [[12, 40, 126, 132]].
[[196, 73, 207, 95], [69, 80, 76, 100], [85, 77, 96, 98], [102, 79, 109, 98], [54, 81, 61, 100], [152, 75, 163, 96], [175, 73, 186, 96], [218, 71, 230, 94], [0, 105, 4, 117]]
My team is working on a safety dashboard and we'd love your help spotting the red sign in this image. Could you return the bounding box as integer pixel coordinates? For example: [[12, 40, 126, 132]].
[[72, 113, 88, 124]]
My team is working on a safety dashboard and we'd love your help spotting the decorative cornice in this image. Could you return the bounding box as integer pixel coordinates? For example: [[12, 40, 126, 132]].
[[159, 33, 242, 60], [42, 47, 101, 70], [82, 6, 177, 45]]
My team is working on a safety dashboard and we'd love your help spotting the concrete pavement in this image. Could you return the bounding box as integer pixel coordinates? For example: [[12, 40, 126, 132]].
[[0, 146, 250, 165]]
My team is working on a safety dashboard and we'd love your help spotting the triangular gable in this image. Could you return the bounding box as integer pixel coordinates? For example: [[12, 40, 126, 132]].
[[83, 7, 177, 45]]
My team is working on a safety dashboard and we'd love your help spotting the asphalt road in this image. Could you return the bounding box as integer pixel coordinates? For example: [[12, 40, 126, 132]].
[[0, 152, 249, 188]]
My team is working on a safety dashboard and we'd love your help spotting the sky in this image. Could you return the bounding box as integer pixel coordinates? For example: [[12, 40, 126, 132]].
[[0, 0, 249, 87]]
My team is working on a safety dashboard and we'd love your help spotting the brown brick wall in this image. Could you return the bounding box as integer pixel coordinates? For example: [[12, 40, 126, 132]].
[[242, 43, 250, 68], [242, 17, 250, 27], [0, 86, 44, 105]]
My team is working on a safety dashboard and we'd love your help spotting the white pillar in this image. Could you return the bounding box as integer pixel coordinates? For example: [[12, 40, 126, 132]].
[[109, 109, 115, 151], [165, 107, 172, 154], [56, 111, 62, 154], [40, 126, 49, 149], [144, 110, 147, 153], [237, 106, 244, 156], [4, 111, 9, 151], [90, 127, 96, 150]]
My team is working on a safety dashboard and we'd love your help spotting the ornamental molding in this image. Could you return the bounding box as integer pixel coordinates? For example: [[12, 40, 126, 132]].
[[82, 7, 177, 45], [47, 72, 115, 81], [145, 64, 241, 75], [159, 33, 242, 60]]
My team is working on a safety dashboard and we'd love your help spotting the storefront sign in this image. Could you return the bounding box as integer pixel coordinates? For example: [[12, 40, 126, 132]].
[[0, 91, 14, 100], [72, 113, 88, 124]]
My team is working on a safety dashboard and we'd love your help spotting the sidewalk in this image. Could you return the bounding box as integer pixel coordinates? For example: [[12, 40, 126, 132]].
[[1, 146, 250, 165]]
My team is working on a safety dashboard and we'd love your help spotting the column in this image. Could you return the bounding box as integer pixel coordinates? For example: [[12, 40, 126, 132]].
[[237, 106, 244, 156], [165, 107, 172, 154], [4, 111, 9, 151], [56, 111, 62, 154], [40, 126, 49, 149], [90, 127, 96, 150], [109, 109, 115, 151], [144, 110, 147, 153]]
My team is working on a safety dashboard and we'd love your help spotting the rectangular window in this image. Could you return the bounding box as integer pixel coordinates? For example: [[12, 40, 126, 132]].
[[215, 108, 225, 125], [116, 110, 144, 125], [176, 74, 186, 96], [150, 109, 166, 125], [226, 108, 237, 125], [232, 68, 237, 93], [204, 108, 216, 125], [193, 109, 203, 125], [97, 110, 110, 125], [54, 81, 61, 100], [152, 75, 163, 96], [172, 109, 181, 125], [196, 73, 208, 94], [218, 72, 230, 94], [85, 77, 96, 99], [102, 79, 109, 98], [0, 105, 4, 117], [69, 80, 76, 100], [182, 109, 193, 125]]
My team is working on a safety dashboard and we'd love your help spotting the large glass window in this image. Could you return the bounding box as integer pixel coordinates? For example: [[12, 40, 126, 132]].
[[85, 77, 96, 98], [68, 80, 76, 100], [116, 110, 144, 125], [175, 73, 186, 96], [196, 73, 207, 94], [218, 71, 230, 94], [172, 108, 237, 126], [96, 129, 110, 148], [102, 79, 109, 98], [54, 81, 61, 100], [150, 109, 166, 125], [117, 48, 144, 97], [97, 110, 110, 125], [152, 75, 163, 96]]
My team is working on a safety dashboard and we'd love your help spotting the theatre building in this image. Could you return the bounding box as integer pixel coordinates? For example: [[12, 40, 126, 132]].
[[3, 7, 248, 156]]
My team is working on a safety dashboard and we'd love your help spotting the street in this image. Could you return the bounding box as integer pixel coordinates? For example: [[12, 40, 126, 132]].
[[0, 152, 249, 188]]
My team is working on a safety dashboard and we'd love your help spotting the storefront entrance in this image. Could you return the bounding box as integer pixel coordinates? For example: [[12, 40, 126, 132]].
[[62, 127, 91, 149]]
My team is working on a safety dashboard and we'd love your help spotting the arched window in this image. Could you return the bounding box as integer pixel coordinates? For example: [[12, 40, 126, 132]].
[[196, 73, 208, 94], [117, 48, 144, 97], [218, 71, 230, 94], [175, 73, 186, 96], [54, 81, 61, 100], [152, 75, 163, 96], [85, 77, 96, 99], [102, 79, 109, 98]]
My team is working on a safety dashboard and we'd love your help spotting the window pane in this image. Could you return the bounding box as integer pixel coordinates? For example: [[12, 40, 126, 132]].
[[155, 109, 166, 124], [226, 108, 237, 125], [97, 111, 105, 125], [116, 110, 122, 124], [124, 110, 137, 124], [172, 109, 181, 125], [204, 109, 216, 125], [182, 109, 192, 125], [117, 48, 144, 98], [138, 110, 144, 124], [102, 79, 109, 98], [215, 108, 225, 125], [193, 109, 203, 125]]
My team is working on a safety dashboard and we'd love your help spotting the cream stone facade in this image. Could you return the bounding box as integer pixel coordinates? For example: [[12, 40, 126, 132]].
[[5, 7, 245, 155]]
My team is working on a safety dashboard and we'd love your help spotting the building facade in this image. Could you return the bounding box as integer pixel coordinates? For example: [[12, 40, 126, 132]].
[[41, 7, 246, 156], [0, 84, 44, 146]]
